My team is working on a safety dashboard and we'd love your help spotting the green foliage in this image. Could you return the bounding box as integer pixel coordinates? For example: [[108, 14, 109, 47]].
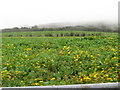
[[2, 31, 113, 37], [1, 31, 119, 87]]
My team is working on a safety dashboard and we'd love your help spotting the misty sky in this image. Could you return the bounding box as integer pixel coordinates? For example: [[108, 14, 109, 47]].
[[0, 0, 119, 29]]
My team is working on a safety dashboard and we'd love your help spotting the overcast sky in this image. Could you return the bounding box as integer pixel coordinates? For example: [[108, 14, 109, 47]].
[[0, 0, 119, 29]]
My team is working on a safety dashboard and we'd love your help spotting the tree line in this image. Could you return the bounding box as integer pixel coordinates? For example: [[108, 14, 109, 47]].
[[2, 24, 118, 33]]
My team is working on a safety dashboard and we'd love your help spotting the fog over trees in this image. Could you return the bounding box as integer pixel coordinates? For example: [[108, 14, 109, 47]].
[[1, 22, 118, 33]]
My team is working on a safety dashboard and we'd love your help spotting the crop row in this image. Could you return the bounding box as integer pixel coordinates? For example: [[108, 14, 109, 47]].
[[2, 31, 116, 37]]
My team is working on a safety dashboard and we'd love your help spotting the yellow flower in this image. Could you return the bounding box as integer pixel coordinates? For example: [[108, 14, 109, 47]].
[[59, 50, 65, 54], [37, 78, 43, 80], [76, 55, 79, 57], [63, 46, 66, 48], [74, 59, 78, 61], [2, 70, 7, 73], [42, 64, 46, 66], [74, 57, 76, 59], [50, 78, 55, 80], [34, 83, 40, 85], [68, 51, 71, 54], [67, 46, 70, 50], [89, 74, 93, 77], [111, 48, 115, 51], [94, 75, 97, 78], [25, 55, 28, 57], [51, 59, 54, 62], [34, 79, 38, 80], [39, 81, 43, 82], [24, 72, 27, 74], [85, 51, 88, 54], [97, 54, 100, 56], [2, 56, 4, 57], [11, 78, 14, 80], [15, 71, 21, 74], [113, 57, 117, 59], [21, 81, 24, 83], [90, 55, 93, 57], [83, 77, 91, 80], [104, 75, 109, 77], [80, 51, 83, 54], [114, 52, 118, 55], [107, 78, 113, 81], [79, 61, 82, 63], [24, 48, 32, 51]]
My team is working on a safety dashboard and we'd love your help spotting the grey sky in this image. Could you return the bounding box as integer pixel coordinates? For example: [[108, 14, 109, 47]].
[[0, 0, 118, 29]]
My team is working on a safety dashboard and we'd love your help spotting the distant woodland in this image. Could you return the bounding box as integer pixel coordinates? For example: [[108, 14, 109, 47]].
[[1, 24, 118, 33]]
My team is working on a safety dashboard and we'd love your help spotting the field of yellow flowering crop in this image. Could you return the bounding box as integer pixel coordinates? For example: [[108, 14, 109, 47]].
[[1, 31, 119, 87]]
